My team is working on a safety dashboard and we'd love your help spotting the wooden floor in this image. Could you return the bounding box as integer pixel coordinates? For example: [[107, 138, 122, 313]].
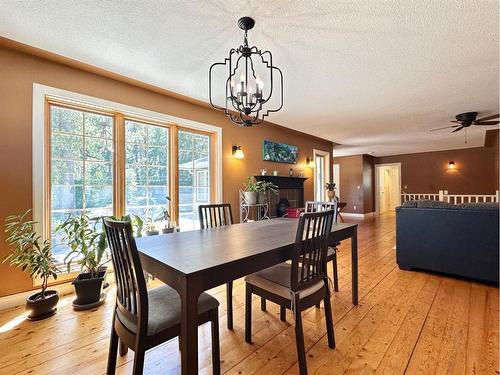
[[0, 213, 498, 374]]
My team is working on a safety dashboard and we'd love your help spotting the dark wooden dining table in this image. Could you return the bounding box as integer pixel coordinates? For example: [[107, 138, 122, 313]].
[[136, 218, 358, 375]]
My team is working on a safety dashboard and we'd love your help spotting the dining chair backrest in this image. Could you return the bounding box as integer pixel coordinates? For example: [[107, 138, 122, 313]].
[[290, 210, 335, 292], [305, 201, 338, 223], [198, 203, 233, 229], [103, 217, 148, 333]]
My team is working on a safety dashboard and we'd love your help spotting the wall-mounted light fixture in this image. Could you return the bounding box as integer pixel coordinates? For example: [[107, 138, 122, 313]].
[[306, 157, 315, 168], [232, 145, 245, 159], [448, 161, 456, 169]]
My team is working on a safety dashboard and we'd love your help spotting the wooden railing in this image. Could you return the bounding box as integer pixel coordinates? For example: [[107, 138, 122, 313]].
[[401, 190, 499, 203]]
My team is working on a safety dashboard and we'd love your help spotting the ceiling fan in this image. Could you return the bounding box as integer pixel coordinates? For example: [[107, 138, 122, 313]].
[[431, 112, 499, 133]]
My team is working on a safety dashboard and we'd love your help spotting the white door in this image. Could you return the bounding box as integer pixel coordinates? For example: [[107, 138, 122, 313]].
[[313, 149, 331, 202], [375, 163, 401, 213], [333, 164, 340, 199]]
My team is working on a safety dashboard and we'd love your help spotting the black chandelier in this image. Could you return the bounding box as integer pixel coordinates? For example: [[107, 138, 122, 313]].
[[209, 16, 283, 127]]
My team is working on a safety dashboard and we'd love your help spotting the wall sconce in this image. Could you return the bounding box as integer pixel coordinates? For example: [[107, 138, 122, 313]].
[[232, 145, 244, 159], [306, 157, 315, 168], [448, 161, 455, 170]]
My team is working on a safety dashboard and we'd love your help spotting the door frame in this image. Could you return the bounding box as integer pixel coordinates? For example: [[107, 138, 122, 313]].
[[313, 149, 331, 201], [374, 162, 402, 213]]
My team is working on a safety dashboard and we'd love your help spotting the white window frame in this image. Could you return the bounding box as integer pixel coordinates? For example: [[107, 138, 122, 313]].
[[33, 83, 223, 239]]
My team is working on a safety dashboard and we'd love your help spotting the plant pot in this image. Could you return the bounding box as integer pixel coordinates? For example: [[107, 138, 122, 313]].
[[72, 270, 106, 306], [244, 191, 258, 205], [145, 230, 159, 236], [26, 290, 59, 321], [327, 190, 336, 201], [257, 192, 267, 204], [160, 227, 175, 234]]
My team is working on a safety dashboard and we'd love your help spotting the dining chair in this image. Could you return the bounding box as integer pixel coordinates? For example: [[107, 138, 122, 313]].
[[198, 203, 235, 330], [244, 210, 336, 375], [305, 201, 340, 292], [103, 218, 221, 375]]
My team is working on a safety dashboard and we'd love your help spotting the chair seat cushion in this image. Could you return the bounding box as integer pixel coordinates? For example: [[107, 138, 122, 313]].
[[117, 285, 219, 336], [245, 263, 325, 300]]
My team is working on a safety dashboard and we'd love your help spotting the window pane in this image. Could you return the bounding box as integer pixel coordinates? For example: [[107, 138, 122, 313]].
[[85, 137, 113, 162], [125, 120, 169, 234], [52, 133, 83, 160], [51, 106, 83, 134], [85, 112, 113, 139], [49, 105, 114, 265], [178, 130, 210, 231]]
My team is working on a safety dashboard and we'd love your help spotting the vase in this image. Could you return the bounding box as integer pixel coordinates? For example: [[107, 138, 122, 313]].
[[244, 191, 258, 205], [327, 190, 336, 201]]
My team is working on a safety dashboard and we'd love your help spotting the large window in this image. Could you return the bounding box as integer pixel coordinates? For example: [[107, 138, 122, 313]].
[[50, 105, 114, 262], [178, 130, 210, 230], [125, 120, 169, 222], [44, 97, 218, 268]]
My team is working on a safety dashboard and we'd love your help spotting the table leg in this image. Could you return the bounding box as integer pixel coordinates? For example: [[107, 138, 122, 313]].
[[180, 284, 201, 375], [351, 229, 358, 305]]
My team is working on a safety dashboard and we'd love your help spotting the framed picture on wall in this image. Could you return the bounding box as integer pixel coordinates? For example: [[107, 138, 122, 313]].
[[262, 140, 298, 164]]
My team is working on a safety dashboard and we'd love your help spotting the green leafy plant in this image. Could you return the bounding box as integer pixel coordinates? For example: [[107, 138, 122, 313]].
[[325, 182, 336, 191], [243, 176, 260, 192], [113, 214, 144, 237], [145, 217, 157, 233], [256, 181, 279, 195], [4, 210, 58, 299], [56, 212, 108, 277]]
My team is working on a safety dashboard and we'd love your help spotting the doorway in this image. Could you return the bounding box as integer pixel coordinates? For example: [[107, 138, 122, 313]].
[[313, 149, 331, 201], [375, 163, 401, 213]]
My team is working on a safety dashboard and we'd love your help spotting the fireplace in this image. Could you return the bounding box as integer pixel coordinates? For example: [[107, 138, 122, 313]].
[[254, 175, 308, 218]]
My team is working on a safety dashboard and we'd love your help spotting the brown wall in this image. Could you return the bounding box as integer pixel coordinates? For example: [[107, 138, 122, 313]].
[[375, 130, 499, 194], [333, 155, 363, 213], [0, 45, 333, 297], [334, 130, 499, 215]]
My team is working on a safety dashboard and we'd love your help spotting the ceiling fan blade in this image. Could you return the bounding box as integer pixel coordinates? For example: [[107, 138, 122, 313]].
[[474, 121, 499, 126], [431, 125, 460, 131], [452, 126, 464, 133], [450, 120, 462, 124], [476, 113, 499, 122]]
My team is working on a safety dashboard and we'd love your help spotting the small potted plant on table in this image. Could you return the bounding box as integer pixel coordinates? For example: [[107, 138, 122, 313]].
[[4, 210, 59, 320], [325, 182, 337, 202], [156, 196, 176, 234], [56, 212, 108, 310]]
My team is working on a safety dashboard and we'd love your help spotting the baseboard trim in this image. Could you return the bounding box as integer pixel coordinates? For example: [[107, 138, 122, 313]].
[[0, 273, 115, 311], [341, 212, 375, 219]]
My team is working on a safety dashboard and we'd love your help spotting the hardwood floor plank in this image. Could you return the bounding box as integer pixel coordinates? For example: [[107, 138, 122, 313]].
[[0, 213, 497, 375]]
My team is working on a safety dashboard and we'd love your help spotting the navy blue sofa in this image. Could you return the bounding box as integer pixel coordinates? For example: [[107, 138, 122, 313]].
[[396, 200, 499, 284]]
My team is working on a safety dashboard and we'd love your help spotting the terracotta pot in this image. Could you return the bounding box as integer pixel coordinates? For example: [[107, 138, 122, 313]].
[[327, 190, 336, 201], [26, 290, 59, 321]]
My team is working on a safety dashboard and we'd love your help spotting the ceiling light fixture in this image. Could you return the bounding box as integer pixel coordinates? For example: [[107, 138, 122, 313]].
[[209, 16, 284, 127]]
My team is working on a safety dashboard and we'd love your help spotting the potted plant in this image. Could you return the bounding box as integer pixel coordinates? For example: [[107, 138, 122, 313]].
[[144, 217, 159, 236], [325, 182, 337, 202], [257, 181, 279, 203], [4, 210, 59, 320], [56, 212, 108, 308], [243, 176, 259, 205], [156, 196, 176, 234]]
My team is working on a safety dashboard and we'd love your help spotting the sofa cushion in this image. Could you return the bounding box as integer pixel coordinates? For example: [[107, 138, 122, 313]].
[[416, 199, 453, 209], [401, 200, 418, 208], [454, 202, 499, 210]]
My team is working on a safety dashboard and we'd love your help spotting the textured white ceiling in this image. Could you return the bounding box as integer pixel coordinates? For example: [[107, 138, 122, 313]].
[[1, 0, 498, 156]]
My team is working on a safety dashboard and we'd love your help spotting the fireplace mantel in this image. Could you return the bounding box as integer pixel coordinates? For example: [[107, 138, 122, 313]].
[[254, 175, 308, 216]]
